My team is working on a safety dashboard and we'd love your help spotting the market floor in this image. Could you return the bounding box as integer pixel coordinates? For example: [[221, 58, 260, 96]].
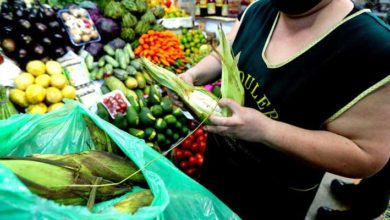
[[305, 173, 388, 220]]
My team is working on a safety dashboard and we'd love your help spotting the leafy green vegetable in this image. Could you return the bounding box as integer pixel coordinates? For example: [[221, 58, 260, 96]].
[[122, 0, 138, 12], [141, 10, 156, 24], [121, 28, 136, 41], [122, 13, 138, 28], [104, 1, 124, 19]]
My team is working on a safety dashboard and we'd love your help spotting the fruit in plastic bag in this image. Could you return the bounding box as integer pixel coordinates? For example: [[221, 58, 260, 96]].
[[50, 74, 67, 89], [35, 74, 51, 88], [9, 89, 29, 108], [62, 85, 76, 99], [46, 61, 63, 75], [46, 87, 63, 104], [27, 103, 48, 114]]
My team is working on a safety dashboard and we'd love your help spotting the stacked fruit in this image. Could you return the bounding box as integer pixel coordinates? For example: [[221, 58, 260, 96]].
[[9, 60, 76, 114], [173, 122, 208, 179], [163, 5, 188, 18], [0, 0, 73, 66], [178, 28, 212, 65], [96, 84, 190, 152], [135, 30, 187, 73]]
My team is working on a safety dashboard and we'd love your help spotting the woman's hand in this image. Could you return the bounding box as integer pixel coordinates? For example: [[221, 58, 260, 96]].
[[205, 98, 274, 143]]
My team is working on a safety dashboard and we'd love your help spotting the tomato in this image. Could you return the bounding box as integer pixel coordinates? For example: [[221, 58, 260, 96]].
[[191, 143, 199, 153], [179, 161, 189, 170], [195, 153, 204, 166], [175, 149, 184, 160], [185, 168, 198, 176], [197, 135, 205, 143], [187, 134, 195, 143], [183, 150, 192, 158], [194, 128, 204, 137], [199, 141, 206, 154], [188, 156, 197, 167], [181, 139, 192, 150]]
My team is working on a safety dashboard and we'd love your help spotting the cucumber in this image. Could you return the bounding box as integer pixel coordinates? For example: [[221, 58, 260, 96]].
[[105, 76, 128, 96], [90, 67, 99, 80], [100, 84, 111, 94], [117, 49, 128, 70], [164, 114, 177, 125], [128, 128, 145, 139], [103, 45, 115, 56], [125, 43, 135, 59], [130, 59, 142, 70], [126, 106, 139, 126], [104, 55, 119, 68], [148, 85, 161, 106], [98, 57, 106, 67], [127, 66, 137, 76], [85, 53, 94, 70], [113, 69, 128, 81], [154, 118, 167, 131], [96, 68, 104, 80], [104, 64, 113, 75]]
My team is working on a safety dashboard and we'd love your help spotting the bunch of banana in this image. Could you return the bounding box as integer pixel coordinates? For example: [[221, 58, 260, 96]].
[[0, 151, 147, 207]]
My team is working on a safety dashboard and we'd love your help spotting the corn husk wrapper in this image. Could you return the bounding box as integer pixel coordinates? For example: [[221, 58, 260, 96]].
[[217, 25, 245, 116], [141, 57, 223, 123]]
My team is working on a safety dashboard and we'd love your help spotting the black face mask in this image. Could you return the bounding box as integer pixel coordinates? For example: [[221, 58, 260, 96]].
[[270, 0, 323, 15]]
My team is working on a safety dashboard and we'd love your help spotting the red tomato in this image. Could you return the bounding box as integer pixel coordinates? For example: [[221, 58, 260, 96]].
[[199, 141, 206, 154], [183, 150, 192, 158], [181, 139, 192, 150], [175, 149, 184, 161], [187, 135, 195, 143], [191, 143, 199, 153], [186, 168, 198, 176], [195, 153, 204, 166], [194, 128, 204, 137], [179, 161, 189, 170], [197, 135, 205, 143], [188, 156, 197, 167]]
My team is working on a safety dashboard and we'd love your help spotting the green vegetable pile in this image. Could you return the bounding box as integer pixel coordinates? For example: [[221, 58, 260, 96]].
[[103, 0, 165, 41]]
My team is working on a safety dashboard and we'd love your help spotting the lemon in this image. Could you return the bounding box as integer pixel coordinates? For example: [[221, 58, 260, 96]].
[[27, 103, 47, 114], [26, 60, 46, 77], [48, 102, 64, 112], [46, 87, 63, 104], [25, 84, 46, 104], [9, 89, 29, 108], [14, 72, 35, 91], [46, 61, 63, 75], [35, 74, 51, 88], [50, 74, 67, 89], [61, 85, 76, 99]]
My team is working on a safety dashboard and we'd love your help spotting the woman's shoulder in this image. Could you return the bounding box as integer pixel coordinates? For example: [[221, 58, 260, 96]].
[[240, 0, 277, 24]]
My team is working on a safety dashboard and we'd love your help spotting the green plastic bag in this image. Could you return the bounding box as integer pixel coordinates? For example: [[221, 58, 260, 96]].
[[0, 101, 240, 220]]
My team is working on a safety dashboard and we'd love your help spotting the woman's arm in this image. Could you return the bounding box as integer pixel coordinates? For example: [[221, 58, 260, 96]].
[[206, 83, 390, 178], [181, 20, 242, 85]]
